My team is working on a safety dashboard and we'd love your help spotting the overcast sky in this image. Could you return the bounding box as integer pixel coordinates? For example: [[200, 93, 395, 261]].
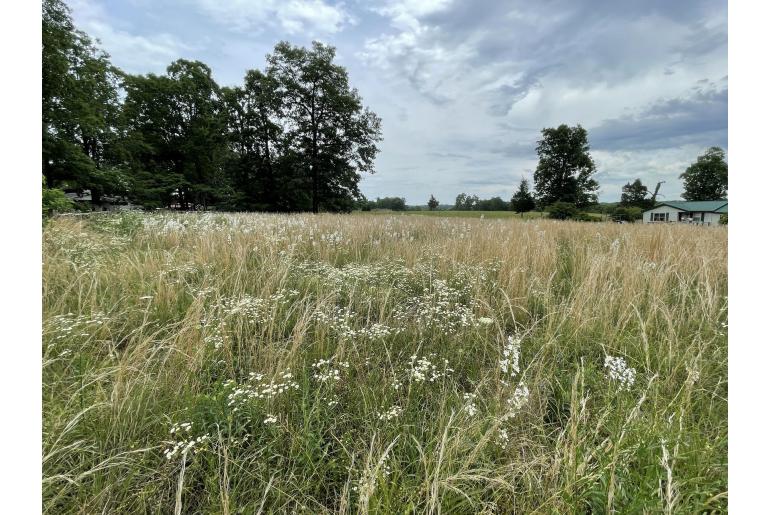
[[69, 0, 727, 204]]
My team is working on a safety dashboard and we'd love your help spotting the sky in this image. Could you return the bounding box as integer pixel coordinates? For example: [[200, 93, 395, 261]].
[[68, 0, 727, 204]]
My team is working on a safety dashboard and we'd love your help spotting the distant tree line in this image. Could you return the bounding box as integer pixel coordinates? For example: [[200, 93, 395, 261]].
[[424, 126, 727, 222], [356, 197, 407, 211], [43, 0, 381, 215]]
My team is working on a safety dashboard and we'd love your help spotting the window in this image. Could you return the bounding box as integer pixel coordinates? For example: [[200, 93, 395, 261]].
[[652, 212, 668, 222]]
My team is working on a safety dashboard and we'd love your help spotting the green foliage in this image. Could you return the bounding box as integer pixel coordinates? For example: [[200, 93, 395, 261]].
[[612, 206, 643, 222], [620, 179, 652, 208], [546, 201, 578, 220], [511, 178, 536, 212], [427, 195, 439, 211], [719, 213, 727, 225], [122, 59, 228, 210], [476, 196, 509, 211], [454, 193, 478, 210], [370, 197, 406, 211], [42, 0, 124, 206], [43, 2, 381, 213], [42, 179, 74, 218], [534, 124, 599, 208], [455, 193, 511, 211], [680, 147, 728, 201], [267, 41, 383, 213]]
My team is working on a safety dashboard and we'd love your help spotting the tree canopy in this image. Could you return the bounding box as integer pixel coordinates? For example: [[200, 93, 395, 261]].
[[42, 0, 382, 213], [511, 178, 536, 212], [620, 179, 651, 208], [533, 124, 599, 208], [680, 147, 728, 201], [43, 0, 126, 206]]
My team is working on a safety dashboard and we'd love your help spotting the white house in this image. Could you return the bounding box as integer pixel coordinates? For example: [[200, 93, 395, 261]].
[[643, 200, 727, 225]]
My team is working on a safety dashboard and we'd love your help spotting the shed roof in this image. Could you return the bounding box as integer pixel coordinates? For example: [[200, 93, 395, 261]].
[[648, 200, 727, 213]]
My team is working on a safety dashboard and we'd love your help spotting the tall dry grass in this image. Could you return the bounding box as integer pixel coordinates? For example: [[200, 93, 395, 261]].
[[42, 212, 727, 513]]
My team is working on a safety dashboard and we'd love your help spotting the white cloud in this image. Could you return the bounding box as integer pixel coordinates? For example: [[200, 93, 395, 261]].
[[68, 0, 194, 74], [194, 0, 354, 35]]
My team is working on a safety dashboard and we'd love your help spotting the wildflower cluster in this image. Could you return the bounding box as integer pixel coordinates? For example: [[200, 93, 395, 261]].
[[312, 307, 402, 340], [44, 227, 129, 267], [462, 392, 479, 417], [502, 384, 530, 420], [224, 369, 300, 412], [500, 335, 522, 381], [164, 422, 210, 460], [496, 427, 510, 447], [378, 405, 404, 421], [407, 354, 454, 384], [204, 330, 225, 350], [394, 279, 481, 334], [45, 312, 110, 342], [604, 355, 637, 390], [499, 335, 530, 421], [311, 358, 350, 384]]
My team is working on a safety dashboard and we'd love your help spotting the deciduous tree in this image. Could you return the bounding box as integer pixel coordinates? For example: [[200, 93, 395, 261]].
[[680, 147, 728, 200], [620, 178, 650, 208], [533, 124, 598, 208], [43, 0, 125, 206], [267, 41, 382, 213]]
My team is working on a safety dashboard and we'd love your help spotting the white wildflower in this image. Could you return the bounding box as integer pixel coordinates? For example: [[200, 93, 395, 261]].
[[604, 355, 636, 390], [462, 392, 479, 416], [378, 405, 403, 421], [500, 335, 521, 379]]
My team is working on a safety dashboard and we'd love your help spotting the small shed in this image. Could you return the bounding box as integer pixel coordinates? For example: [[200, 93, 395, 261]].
[[643, 200, 727, 225]]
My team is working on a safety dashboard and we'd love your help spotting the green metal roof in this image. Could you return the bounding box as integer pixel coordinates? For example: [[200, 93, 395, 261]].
[[652, 200, 727, 213]]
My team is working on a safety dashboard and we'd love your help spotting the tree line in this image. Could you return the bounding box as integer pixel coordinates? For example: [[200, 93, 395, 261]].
[[43, 0, 381, 215], [424, 126, 727, 220]]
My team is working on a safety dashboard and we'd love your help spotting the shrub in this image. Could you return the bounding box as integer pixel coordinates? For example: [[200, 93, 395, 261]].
[[612, 206, 643, 222], [574, 212, 601, 222], [546, 202, 578, 220], [719, 213, 727, 225], [42, 185, 74, 218]]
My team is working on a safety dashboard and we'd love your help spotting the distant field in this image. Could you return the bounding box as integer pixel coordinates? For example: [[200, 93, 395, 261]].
[[404, 210, 545, 219], [43, 212, 726, 513], [366, 210, 608, 220]]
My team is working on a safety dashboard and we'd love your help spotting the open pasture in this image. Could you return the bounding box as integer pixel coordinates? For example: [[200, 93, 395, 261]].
[[42, 212, 727, 513]]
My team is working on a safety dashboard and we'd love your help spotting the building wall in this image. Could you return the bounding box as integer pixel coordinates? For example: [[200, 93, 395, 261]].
[[643, 206, 725, 225], [643, 205, 683, 223], [703, 212, 723, 226]]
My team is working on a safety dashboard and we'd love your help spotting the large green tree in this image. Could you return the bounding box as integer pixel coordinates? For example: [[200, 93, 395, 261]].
[[221, 69, 286, 210], [42, 0, 126, 207], [620, 178, 650, 208], [510, 178, 536, 212], [533, 124, 599, 208], [121, 60, 228, 209], [267, 41, 382, 213], [680, 147, 728, 200]]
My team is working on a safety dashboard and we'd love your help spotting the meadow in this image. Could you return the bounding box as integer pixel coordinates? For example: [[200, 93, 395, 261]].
[[367, 210, 550, 220], [42, 212, 727, 513]]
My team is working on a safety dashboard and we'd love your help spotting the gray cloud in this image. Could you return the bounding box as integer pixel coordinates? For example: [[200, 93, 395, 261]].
[[591, 84, 727, 151]]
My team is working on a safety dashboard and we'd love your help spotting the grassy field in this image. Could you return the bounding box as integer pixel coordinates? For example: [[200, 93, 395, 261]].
[[369, 210, 549, 219], [43, 212, 727, 513], [364, 210, 607, 221]]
